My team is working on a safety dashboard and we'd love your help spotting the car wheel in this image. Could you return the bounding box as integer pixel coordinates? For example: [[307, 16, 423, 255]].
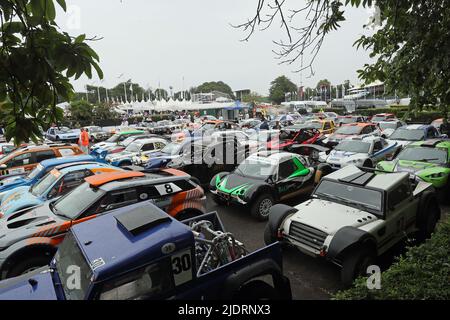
[[264, 204, 296, 245], [234, 280, 278, 300], [6, 255, 52, 279], [340, 248, 376, 287], [250, 194, 274, 221]]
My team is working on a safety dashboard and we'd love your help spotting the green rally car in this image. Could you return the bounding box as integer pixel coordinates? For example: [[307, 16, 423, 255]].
[[209, 151, 323, 221], [377, 139, 450, 195]]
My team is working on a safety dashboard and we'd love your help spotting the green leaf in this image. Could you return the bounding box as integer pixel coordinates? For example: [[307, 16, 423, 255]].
[[56, 0, 67, 11], [92, 61, 104, 79], [30, 0, 44, 17], [75, 34, 86, 43], [45, 0, 56, 20]]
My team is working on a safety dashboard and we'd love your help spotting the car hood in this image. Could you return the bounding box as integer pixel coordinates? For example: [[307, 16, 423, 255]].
[[0, 203, 65, 248], [0, 187, 42, 217], [327, 150, 366, 163], [217, 173, 264, 192], [328, 133, 353, 141], [387, 139, 413, 147], [93, 142, 115, 150], [0, 176, 29, 189], [106, 151, 132, 162], [57, 132, 78, 138], [289, 198, 379, 235], [394, 159, 439, 174], [0, 178, 30, 200], [0, 267, 58, 300]]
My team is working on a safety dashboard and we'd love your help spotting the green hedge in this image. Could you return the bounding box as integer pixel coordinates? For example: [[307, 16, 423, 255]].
[[334, 217, 450, 300]]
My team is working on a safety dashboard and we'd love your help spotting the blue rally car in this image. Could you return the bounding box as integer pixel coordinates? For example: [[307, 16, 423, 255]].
[[0, 149, 107, 197], [0, 162, 121, 218], [0, 201, 291, 300]]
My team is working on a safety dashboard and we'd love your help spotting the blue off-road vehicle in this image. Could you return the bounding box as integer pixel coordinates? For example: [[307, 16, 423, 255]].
[[0, 201, 291, 300]]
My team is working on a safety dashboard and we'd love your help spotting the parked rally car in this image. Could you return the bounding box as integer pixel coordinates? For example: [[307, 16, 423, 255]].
[[376, 139, 450, 196], [0, 169, 205, 279], [0, 144, 84, 180], [138, 137, 201, 169], [83, 126, 111, 142], [0, 202, 291, 300], [387, 124, 446, 148], [0, 162, 121, 218], [90, 130, 144, 152], [264, 165, 440, 286], [320, 136, 401, 170], [210, 151, 323, 221], [266, 125, 324, 151], [45, 127, 80, 143], [105, 137, 168, 167], [0, 150, 107, 194], [324, 122, 380, 147]]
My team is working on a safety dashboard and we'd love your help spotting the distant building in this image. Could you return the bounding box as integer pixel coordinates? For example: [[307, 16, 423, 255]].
[[235, 89, 251, 101], [191, 91, 232, 103]]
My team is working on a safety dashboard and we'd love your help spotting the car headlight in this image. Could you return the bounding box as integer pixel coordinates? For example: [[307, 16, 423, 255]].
[[427, 172, 445, 179]]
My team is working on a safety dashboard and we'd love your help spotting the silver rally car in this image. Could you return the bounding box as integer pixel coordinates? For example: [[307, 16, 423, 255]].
[[264, 165, 440, 286]]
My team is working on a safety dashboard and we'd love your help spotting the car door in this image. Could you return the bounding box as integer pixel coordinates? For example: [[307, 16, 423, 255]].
[[378, 181, 416, 254], [371, 140, 385, 163], [276, 158, 312, 199], [5, 152, 33, 175]]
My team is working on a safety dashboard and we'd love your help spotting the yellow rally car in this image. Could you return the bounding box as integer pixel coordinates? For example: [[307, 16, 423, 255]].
[[308, 119, 336, 135]]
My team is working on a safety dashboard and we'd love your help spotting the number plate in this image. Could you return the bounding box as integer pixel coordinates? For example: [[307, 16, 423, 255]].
[[171, 249, 193, 286]]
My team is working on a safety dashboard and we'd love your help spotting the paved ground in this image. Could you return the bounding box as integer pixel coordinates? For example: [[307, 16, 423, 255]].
[[204, 192, 449, 300]]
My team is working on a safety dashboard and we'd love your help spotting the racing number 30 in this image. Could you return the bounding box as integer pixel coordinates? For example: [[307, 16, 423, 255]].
[[171, 249, 193, 286]]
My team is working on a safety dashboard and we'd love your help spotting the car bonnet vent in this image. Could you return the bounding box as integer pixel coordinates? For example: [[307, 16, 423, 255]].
[[115, 205, 171, 236], [339, 171, 375, 186]]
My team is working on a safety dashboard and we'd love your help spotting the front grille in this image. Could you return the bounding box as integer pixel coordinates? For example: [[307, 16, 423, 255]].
[[289, 221, 327, 251]]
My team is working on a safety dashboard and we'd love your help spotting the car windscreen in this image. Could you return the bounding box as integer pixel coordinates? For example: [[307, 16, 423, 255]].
[[335, 125, 362, 135], [371, 116, 386, 122], [307, 122, 322, 129], [52, 182, 105, 219], [234, 158, 276, 179], [31, 169, 60, 196], [389, 128, 424, 141], [334, 140, 371, 153], [106, 134, 120, 143], [56, 128, 71, 134], [119, 136, 136, 147], [55, 231, 92, 300], [339, 117, 356, 124], [398, 147, 448, 165], [125, 141, 142, 153], [314, 179, 383, 214], [379, 122, 397, 130], [27, 163, 44, 180], [161, 142, 182, 155]]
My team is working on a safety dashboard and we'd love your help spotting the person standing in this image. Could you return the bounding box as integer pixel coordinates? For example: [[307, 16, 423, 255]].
[[79, 128, 90, 154], [259, 117, 269, 130]]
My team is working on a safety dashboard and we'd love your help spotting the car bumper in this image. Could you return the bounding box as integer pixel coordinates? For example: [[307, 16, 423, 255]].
[[210, 189, 247, 205]]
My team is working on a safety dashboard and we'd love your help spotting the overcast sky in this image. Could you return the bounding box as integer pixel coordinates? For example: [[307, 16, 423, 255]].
[[56, 0, 374, 96]]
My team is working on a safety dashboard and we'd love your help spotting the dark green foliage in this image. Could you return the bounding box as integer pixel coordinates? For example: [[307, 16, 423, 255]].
[[269, 75, 298, 104], [193, 81, 235, 99], [334, 218, 450, 300], [0, 0, 102, 144]]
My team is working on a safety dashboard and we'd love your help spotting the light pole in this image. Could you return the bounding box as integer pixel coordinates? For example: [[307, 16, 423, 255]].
[[118, 74, 127, 103]]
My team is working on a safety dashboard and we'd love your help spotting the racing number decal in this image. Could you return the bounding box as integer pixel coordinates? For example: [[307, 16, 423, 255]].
[[155, 182, 182, 196], [171, 249, 193, 286]]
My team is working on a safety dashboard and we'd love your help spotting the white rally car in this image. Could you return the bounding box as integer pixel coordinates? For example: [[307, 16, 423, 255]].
[[319, 136, 400, 170]]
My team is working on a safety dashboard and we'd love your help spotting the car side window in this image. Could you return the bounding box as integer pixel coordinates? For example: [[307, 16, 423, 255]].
[[98, 259, 174, 300], [323, 122, 331, 130], [141, 143, 154, 152], [35, 150, 56, 163], [373, 141, 383, 153], [48, 170, 93, 198], [7, 153, 32, 168], [388, 181, 411, 209], [108, 189, 138, 209], [278, 159, 297, 181]]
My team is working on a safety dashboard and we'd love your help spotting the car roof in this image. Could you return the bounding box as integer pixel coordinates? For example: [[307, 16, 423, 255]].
[[342, 122, 372, 127], [85, 171, 146, 187], [128, 137, 167, 145], [57, 162, 114, 174], [94, 168, 190, 191], [323, 165, 409, 191], [402, 124, 429, 130], [247, 151, 295, 163], [71, 201, 192, 283], [116, 130, 144, 135], [410, 139, 450, 150], [39, 155, 96, 168]]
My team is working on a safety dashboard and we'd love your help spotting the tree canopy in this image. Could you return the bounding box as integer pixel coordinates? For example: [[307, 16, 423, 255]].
[[236, 0, 449, 114], [193, 81, 235, 99], [269, 75, 298, 104], [0, 0, 102, 144]]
